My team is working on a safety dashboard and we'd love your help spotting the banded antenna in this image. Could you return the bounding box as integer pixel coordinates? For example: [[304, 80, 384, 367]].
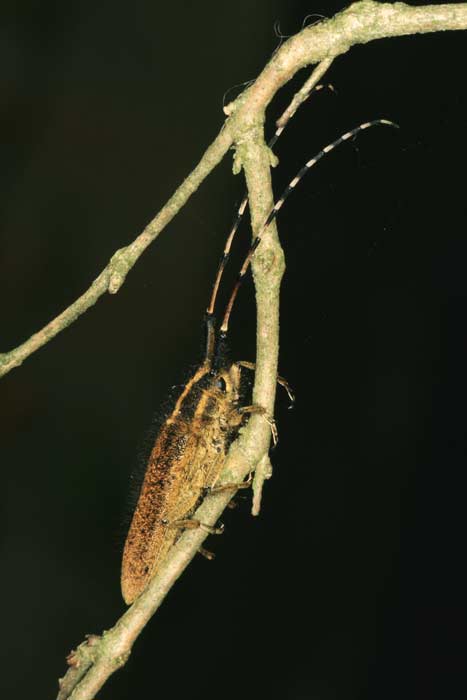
[[219, 118, 398, 335], [206, 83, 333, 319]]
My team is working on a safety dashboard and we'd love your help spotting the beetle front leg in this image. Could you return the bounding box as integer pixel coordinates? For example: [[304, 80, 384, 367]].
[[236, 360, 295, 407], [169, 518, 224, 535]]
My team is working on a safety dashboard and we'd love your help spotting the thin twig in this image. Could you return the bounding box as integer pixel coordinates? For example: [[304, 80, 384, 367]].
[[0, 129, 233, 378], [275, 57, 334, 129], [2, 1, 466, 381]]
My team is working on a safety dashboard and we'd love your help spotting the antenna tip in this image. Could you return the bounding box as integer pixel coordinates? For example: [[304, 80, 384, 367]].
[[380, 118, 400, 129]]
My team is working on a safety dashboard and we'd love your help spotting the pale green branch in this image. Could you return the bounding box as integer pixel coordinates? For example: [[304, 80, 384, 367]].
[[2, 1, 467, 380], [6, 2, 459, 698]]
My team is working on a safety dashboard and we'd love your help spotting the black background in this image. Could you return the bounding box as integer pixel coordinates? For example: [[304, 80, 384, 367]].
[[1, 2, 466, 699]]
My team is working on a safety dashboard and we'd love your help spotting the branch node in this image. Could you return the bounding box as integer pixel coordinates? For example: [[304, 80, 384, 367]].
[[268, 148, 279, 169], [66, 650, 80, 668], [232, 137, 277, 177], [108, 247, 131, 294], [223, 100, 236, 116], [114, 651, 131, 669], [85, 634, 101, 647], [251, 454, 273, 516], [232, 148, 243, 176]]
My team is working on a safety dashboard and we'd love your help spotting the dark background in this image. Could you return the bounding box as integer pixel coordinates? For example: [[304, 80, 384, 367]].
[[1, 2, 466, 698]]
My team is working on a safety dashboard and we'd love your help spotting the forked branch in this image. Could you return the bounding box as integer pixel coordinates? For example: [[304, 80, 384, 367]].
[[5, 2, 463, 699], [2, 1, 466, 380]]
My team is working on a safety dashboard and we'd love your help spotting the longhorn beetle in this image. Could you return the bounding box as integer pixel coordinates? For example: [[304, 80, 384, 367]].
[[121, 95, 397, 604]]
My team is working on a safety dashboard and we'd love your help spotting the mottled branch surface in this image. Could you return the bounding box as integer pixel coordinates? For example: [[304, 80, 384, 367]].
[[2, 1, 467, 380], [4, 2, 461, 699]]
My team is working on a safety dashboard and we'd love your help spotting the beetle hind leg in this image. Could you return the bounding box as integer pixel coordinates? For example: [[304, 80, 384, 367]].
[[198, 546, 215, 560], [204, 473, 253, 496]]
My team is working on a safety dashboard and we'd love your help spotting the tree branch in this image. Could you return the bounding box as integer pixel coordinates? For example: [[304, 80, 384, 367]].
[[0, 129, 233, 378], [2, 1, 466, 380], [11, 2, 460, 698]]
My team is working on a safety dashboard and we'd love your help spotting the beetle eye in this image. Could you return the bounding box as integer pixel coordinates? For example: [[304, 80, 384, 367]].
[[215, 377, 227, 392]]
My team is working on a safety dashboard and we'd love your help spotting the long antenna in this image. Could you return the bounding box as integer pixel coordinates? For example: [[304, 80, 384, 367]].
[[220, 118, 398, 335], [206, 83, 333, 318]]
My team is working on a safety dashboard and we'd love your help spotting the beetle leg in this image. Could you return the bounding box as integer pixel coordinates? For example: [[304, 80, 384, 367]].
[[170, 518, 224, 535], [236, 360, 295, 407], [236, 404, 279, 446], [198, 546, 215, 560], [204, 473, 253, 495]]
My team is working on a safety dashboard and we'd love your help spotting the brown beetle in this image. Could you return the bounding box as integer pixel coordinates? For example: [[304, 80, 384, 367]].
[[121, 316, 278, 604], [121, 117, 395, 604]]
